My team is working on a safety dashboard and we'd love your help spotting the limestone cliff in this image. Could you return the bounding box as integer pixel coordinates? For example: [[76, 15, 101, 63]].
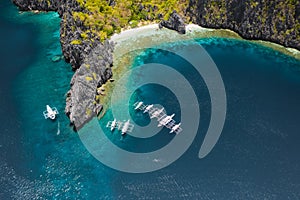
[[12, 0, 300, 130], [186, 0, 300, 50], [13, 0, 115, 130]]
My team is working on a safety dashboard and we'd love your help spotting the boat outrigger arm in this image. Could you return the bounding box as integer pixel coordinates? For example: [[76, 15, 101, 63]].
[[133, 101, 182, 134], [43, 105, 59, 120], [106, 119, 134, 135]]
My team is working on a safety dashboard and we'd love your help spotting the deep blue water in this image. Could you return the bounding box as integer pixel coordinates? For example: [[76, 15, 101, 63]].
[[0, 2, 114, 199], [1, 1, 300, 199], [100, 39, 300, 199]]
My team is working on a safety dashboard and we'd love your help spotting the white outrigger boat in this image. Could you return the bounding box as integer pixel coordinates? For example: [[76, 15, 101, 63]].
[[109, 118, 117, 131], [169, 123, 181, 134], [106, 119, 134, 135], [134, 101, 182, 134], [121, 120, 132, 135], [43, 105, 59, 120]]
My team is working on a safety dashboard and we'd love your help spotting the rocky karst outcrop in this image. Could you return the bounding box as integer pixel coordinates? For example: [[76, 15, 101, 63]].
[[12, 0, 299, 130], [65, 41, 114, 130], [13, 0, 115, 130], [12, 0, 60, 11], [186, 0, 300, 50], [159, 10, 186, 34]]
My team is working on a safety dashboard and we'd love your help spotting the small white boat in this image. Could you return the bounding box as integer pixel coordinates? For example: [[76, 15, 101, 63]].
[[110, 118, 117, 131], [134, 102, 143, 110], [106, 119, 134, 135], [43, 105, 58, 120], [169, 123, 182, 134], [158, 114, 175, 127], [121, 120, 131, 135], [150, 108, 164, 119], [143, 104, 153, 113], [134, 101, 182, 134]]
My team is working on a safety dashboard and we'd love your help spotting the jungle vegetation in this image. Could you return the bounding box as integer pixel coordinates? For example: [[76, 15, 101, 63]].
[[72, 0, 188, 41]]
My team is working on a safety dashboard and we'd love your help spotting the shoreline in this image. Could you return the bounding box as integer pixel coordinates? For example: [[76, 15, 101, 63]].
[[12, 0, 300, 130], [111, 23, 300, 60], [98, 23, 300, 117]]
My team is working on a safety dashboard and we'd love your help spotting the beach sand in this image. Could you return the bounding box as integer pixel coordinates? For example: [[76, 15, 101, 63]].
[[98, 23, 300, 116], [111, 23, 300, 61]]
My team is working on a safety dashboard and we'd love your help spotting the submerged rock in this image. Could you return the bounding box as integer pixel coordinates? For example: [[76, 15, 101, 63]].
[[51, 55, 61, 62]]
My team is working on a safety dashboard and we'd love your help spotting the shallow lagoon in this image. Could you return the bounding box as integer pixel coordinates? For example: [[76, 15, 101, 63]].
[[1, 1, 300, 199]]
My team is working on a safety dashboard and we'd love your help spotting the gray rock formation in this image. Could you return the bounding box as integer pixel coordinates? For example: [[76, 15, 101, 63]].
[[12, 0, 60, 11], [12, 0, 300, 130], [159, 10, 186, 34], [186, 0, 300, 50], [12, 0, 114, 130], [65, 40, 114, 130]]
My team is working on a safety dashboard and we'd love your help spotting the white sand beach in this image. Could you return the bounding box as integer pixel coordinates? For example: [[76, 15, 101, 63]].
[[99, 23, 300, 114], [111, 23, 300, 61], [111, 23, 224, 63]]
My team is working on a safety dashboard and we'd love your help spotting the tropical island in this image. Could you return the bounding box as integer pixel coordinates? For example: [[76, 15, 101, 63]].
[[12, 0, 300, 130]]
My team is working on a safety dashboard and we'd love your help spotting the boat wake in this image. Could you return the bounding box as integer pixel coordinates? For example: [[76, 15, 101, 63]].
[[56, 120, 60, 135]]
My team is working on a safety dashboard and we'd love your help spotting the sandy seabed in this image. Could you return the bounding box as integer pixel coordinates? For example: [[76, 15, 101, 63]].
[[98, 23, 300, 116], [111, 23, 300, 61]]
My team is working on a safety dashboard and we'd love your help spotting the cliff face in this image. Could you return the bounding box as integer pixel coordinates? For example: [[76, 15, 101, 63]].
[[13, 0, 115, 130], [12, 0, 300, 130], [186, 0, 300, 50], [65, 41, 114, 130]]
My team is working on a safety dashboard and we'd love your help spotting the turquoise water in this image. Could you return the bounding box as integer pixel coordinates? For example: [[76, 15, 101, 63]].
[[98, 39, 300, 198], [1, 1, 300, 199], [0, 2, 114, 199]]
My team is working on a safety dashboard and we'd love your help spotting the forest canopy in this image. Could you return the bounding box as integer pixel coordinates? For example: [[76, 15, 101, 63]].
[[72, 0, 188, 41]]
